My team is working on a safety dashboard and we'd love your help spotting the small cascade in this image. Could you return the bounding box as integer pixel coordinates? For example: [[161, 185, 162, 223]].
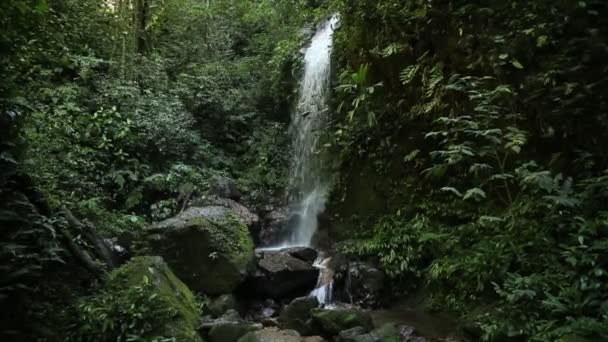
[[310, 255, 335, 305]]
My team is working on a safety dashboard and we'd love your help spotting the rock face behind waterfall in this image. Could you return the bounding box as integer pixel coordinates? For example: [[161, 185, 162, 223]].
[[243, 248, 319, 299], [334, 260, 386, 308], [145, 206, 255, 295]]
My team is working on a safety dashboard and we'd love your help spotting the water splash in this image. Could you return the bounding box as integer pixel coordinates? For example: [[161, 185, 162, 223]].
[[310, 256, 335, 305], [286, 16, 339, 247]]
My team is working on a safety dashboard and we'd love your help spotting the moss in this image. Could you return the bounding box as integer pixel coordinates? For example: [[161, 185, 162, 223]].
[[108, 256, 203, 341], [148, 212, 254, 294], [311, 308, 373, 335]]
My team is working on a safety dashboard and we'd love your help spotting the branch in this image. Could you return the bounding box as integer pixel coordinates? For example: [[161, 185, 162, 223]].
[[62, 206, 117, 270]]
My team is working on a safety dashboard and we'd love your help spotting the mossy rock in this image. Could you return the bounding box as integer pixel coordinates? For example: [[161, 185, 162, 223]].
[[237, 328, 302, 342], [209, 321, 260, 342], [208, 294, 239, 317], [279, 296, 319, 334], [355, 323, 400, 342], [146, 206, 255, 294], [107, 256, 202, 341], [311, 308, 373, 336]]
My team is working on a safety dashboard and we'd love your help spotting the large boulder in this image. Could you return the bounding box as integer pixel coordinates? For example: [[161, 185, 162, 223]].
[[209, 175, 242, 200], [205, 195, 260, 229], [279, 296, 320, 334], [282, 247, 318, 264], [258, 208, 294, 246], [146, 206, 255, 295], [104, 256, 202, 341], [238, 328, 302, 342], [244, 250, 319, 299], [311, 308, 373, 336], [335, 261, 386, 308], [337, 327, 367, 342], [255, 208, 314, 248], [200, 310, 262, 342]]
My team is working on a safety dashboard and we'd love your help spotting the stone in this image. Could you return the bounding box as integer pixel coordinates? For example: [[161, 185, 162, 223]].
[[107, 256, 202, 341], [258, 207, 291, 246], [279, 296, 320, 334], [346, 324, 427, 342], [208, 175, 242, 200], [261, 317, 279, 327], [337, 327, 367, 342], [146, 206, 255, 294], [335, 261, 385, 308], [237, 328, 302, 342], [281, 247, 318, 264], [208, 294, 238, 317], [205, 195, 260, 230], [201, 310, 262, 342], [209, 321, 261, 342], [311, 308, 373, 336], [244, 250, 319, 299]]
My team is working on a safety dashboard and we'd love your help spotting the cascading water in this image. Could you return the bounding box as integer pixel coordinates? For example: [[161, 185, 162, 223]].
[[310, 255, 335, 305], [286, 15, 339, 248]]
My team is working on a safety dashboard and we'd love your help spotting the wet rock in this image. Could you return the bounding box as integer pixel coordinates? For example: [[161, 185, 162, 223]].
[[103, 237, 130, 265], [279, 296, 320, 334], [344, 324, 428, 342], [337, 326, 367, 342], [209, 175, 242, 201], [258, 208, 292, 246], [311, 308, 373, 336], [244, 250, 319, 299], [200, 310, 262, 342], [282, 247, 318, 264], [335, 261, 385, 308], [302, 337, 326, 342], [208, 294, 238, 317], [261, 317, 279, 327], [246, 298, 280, 323], [145, 206, 255, 295], [238, 327, 302, 342]]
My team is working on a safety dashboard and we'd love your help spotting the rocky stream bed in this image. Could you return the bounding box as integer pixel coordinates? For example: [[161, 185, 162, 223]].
[[99, 176, 464, 342]]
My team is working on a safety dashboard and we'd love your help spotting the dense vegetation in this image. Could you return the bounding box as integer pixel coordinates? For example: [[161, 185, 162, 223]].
[[1, 0, 607, 341], [1, 0, 324, 338], [327, 0, 608, 340]]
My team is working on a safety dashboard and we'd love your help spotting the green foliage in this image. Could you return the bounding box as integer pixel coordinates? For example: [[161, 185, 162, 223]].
[[73, 281, 179, 341], [329, 0, 608, 340], [238, 122, 290, 200], [1, 0, 315, 338], [340, 213, 438, 279], [71, 256, 202, 341]]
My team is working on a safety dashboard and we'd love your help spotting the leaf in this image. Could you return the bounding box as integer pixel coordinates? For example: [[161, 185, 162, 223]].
[[536, 35, 548, 48], [36, 0, 48, 13], [419, 232, 447, 242], [511, 60, 524, 69], [440, 187, 463, 197], [499, 53, 509, 60], [463, 188, 486, 200], [404, 149, 420, 162]]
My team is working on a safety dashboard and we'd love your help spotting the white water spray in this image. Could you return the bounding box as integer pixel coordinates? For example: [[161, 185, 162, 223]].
[[310, 256, 335, 305], [286, 16, 339, 247]]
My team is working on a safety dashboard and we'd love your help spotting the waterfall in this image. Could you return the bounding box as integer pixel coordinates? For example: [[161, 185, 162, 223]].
[[286, 15, 339, 247]]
